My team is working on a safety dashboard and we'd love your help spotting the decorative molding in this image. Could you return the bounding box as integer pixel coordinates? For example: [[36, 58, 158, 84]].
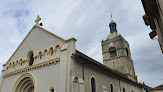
[[3, 58, 60, 78], [5, 44, 62, 74]]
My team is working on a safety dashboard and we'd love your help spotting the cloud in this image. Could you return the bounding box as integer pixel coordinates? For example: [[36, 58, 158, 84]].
[[137, 71, 163, 87], [0, 0, 162, 88]]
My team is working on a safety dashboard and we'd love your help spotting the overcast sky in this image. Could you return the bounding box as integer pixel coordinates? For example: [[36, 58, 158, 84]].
[[0, 0, 163, 87]]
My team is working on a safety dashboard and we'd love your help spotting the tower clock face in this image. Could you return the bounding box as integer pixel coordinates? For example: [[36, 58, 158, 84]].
[[109, 43, 113, 46]]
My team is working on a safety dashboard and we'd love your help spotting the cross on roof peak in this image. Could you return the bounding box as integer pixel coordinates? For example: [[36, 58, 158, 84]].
[[35, 15, 41, 25]]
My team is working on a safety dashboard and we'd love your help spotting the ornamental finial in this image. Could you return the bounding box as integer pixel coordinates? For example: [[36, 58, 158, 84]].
[[35, 15, 41, 25]]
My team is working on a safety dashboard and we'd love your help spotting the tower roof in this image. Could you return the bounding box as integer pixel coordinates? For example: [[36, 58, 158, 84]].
[[109, 20, 116, 25], [109, 20, 117, 33]]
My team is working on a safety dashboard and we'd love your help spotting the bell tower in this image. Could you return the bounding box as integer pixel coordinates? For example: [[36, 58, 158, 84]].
[[101, 19, 137, 82]]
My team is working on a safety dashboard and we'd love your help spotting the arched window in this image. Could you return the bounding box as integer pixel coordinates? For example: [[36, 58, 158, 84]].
[[91, 77, 96, 92], [126, 48, 129, 57], [20, 62, 22, 66], [39, 52, 42, 60], [109, 47, 117, 57], [28, 52, 34, 66], [110, 84, 113, 92], [50, 48, 54, 56], [123, 88, 125, 92]]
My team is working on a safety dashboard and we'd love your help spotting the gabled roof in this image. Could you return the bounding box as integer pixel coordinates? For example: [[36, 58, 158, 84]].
[[73, 50, 145, 88], [3, 25, 76, 66], [151, 84, 163, 90]]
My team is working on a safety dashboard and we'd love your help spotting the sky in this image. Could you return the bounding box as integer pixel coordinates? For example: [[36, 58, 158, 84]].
[[0, 0, 163, 88]]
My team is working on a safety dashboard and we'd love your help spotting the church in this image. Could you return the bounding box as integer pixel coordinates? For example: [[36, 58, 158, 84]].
[[0, 16, 148, 92]]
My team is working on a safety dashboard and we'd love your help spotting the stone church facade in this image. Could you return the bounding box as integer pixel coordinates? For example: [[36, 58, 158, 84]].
[[0, 16, 148, 92]]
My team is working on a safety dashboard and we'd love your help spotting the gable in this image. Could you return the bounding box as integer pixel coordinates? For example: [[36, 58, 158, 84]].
[[4, 25, 68, 66]]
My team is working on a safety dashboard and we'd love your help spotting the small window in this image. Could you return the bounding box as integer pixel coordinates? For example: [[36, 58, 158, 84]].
[[126, 48, 129, 57], [39, 53, 42, 60], [28, 52, 34, 66], [91, 77, 96, 92], [110, 84, 113, 92], [50, 88, 54, 92], [109, 47, 117, 57], [50, 48, 54, 56], [123, 88, 125, 92]]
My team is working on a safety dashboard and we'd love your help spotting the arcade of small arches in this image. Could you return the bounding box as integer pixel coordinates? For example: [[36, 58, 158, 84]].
[[5, 44, 61, 75]]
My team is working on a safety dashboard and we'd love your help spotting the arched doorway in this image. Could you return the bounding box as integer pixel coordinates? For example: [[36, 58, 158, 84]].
[[12, 73, 37, 92], [15, 77, 34, 92]]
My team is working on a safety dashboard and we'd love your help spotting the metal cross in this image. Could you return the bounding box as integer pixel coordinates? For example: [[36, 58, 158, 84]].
[[35, 15, 41, 25]]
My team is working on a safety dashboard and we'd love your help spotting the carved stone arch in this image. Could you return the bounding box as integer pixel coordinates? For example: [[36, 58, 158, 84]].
[[49, 46, 54, 50], [12, 73, 37, 92], [43, 49, 48, 54], [26, 49, 35, 60], [43, 48, 49, 61], [55, 44, 61, 49], [38, 51, 43, 60], [26, 50, 34, 66], [49, 46, 56, 60], [49, 47, 54, 56], [16, 60, 19, 64], [49, 46, 54, 51], [53, 44, 61, 59], [38, 51, 42, 55], [19, 59, 23, 66]]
